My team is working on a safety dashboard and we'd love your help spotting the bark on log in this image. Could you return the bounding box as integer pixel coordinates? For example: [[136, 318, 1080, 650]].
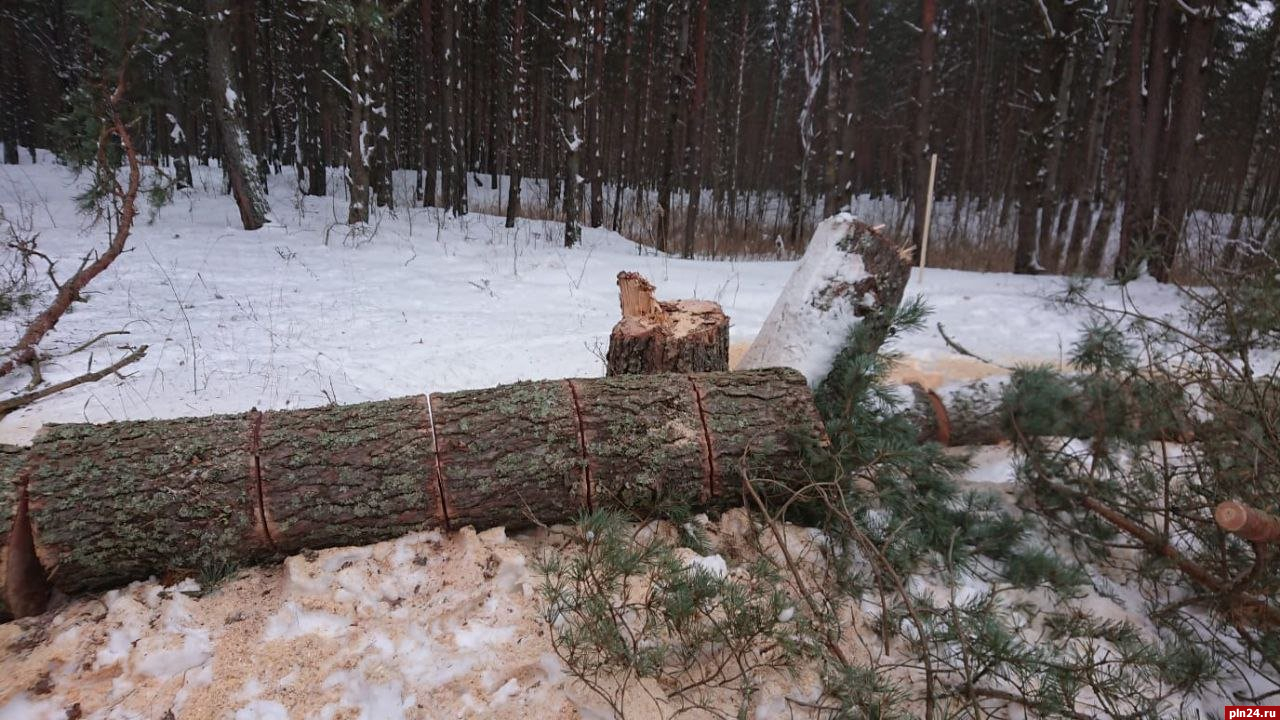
[[430, 380, 584, 530], [256, 398, 441, 553], [695, 370, 827, 505], [25, 416, 268, 596], [575, 374, 709, 513], [906, 376, 1193, 447], [605, 272, 730, 376], [0, 368, 822, 617]]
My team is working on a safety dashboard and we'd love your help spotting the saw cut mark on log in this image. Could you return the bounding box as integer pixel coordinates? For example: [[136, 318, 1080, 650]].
[[424, 394, 453, 530], [0, 368, 824, 620], [565, 379, 595, 513], [688, 375, 718, 500], [247, 408, 277, 551], [607, 271, 730, 376]]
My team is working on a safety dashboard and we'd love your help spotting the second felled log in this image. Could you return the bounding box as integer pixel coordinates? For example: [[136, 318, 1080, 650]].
[[605, 272, 730, 376]]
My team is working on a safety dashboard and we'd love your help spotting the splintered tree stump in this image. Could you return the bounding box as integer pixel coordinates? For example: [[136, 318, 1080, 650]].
[[0, 368, 824, 618], [256, 398, 441, 553], [606, 272, 729, 376], [25, 415, 266, 595]]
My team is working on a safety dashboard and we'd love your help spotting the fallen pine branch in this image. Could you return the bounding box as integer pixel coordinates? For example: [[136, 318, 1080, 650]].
[[0, 345, 147, 418]]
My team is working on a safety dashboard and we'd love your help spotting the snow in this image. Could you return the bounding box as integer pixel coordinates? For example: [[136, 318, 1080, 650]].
[[684, 553, 728, 578], [0, 158, 1215, 717]]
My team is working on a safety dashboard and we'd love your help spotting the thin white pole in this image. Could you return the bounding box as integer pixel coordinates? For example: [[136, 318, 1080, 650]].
[[918, 152, 939, 283]]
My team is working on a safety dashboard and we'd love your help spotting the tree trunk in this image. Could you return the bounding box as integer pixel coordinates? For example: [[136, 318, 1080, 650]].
[[680, 0, 710, 259], [910, 0, 938, 262], [562, 0, 583, 247], [1061, 0, 1127, 278], [505, 0, 527, 228], [656, 5, 689, 254], [739, 217, 911, 382], [205, 0, 271, 230], [1118, 0, 1176, 279], [588, 0, 605, 229], [605, 272, 729, 376], [1151, 1, 1218, 281], [3, 369, 824, 616], [1225, 7, 1279, 255]]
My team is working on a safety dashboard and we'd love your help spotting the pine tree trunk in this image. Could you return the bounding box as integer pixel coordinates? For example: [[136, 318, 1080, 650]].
[[505, 0, 527, 228], [656, 6, 688, 254], [3, 369, 823, 616], [680, 0, 710, 259], [910, 0, 938, 262], [205, 0, 272, 230], [1151, 2, 1217, 281], [1226, 8, 1279, 251], [588, 0, 605, 229], [562, 0, 583, 247]]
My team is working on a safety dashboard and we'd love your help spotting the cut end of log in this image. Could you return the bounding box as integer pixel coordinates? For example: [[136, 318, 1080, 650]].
[[1215, 500, 1280, 544]]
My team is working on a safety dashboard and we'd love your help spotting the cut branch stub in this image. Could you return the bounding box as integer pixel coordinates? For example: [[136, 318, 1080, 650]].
[[1215, 501, 1280, 544], [574, 374, 709, 514], [25, 414, 267, 595], [606, 271, 729, 376], [430, 380, 585, 530], [257, 397, 442, 553]]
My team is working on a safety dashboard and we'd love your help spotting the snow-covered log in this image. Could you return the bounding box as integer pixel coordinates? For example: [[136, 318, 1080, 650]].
[[0, 368, 825, 620], [737, 215, 910, 385]]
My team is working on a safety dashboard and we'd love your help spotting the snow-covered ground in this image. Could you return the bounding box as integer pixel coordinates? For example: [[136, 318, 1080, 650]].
[[0, 160, 1184, 443], [0, 160, 1200, 719]]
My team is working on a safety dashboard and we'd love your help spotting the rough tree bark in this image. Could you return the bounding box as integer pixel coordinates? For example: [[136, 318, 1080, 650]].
[[206, 0, 271, 230], [605, 272, 729, 376], [0, 368, 824, 617]]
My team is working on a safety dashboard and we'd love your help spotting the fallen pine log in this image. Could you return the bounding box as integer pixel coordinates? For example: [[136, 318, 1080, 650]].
[[0, 367, 825, 620], [905, 374, 1195, 447]]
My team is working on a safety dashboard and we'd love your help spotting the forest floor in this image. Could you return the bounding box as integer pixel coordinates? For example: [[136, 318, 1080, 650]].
[[0, 161, 1209, 719]]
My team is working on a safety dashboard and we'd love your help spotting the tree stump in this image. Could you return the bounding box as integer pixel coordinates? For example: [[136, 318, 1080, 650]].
[[605, 272, 729, 376]]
